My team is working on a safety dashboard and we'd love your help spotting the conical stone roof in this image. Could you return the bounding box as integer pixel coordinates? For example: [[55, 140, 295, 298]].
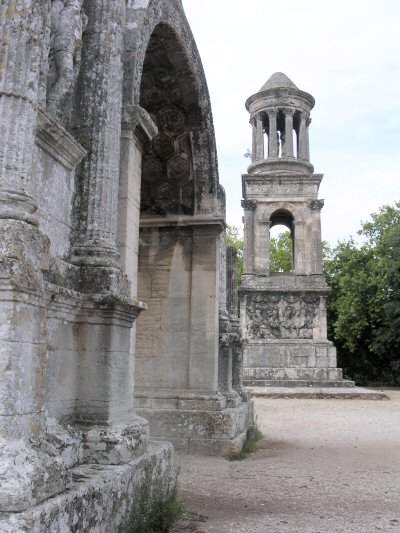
[[259, 72, 298, 92]]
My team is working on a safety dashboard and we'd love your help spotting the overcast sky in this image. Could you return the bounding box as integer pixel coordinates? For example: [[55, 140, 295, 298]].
[[182, 0, 400, 245]]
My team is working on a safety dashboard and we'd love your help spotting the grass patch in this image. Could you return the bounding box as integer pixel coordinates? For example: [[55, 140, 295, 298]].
[[120, 471, 183, 533], [226, 427, 264, 461], [121, 488, 182, 533]]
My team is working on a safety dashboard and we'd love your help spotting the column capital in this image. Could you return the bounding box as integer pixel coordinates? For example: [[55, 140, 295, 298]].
[[308, 199, 325, 211], [281, 107, 295, 117], [241, 199, 257, 210], [121, 104, 158, 146]]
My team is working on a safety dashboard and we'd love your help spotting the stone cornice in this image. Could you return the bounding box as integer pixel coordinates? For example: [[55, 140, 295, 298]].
[[35, 109, 87, 171], [139, 214, 225, 230]]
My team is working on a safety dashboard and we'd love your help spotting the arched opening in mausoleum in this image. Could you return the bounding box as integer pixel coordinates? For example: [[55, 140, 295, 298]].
[[269, 209, 294, 273], [139, 23, 202, 217], [133, 22, 220, 394]]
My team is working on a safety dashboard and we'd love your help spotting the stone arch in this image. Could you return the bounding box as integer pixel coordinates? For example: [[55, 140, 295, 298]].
[[115, 0, 246, 450], [123, 0, 219, 200], [270, 208, 295, 232], [139, 22, 202, 216], [269, 209, 295, 273]]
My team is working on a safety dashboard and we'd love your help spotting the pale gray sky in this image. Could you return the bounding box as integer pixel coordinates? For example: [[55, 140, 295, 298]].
[[183, 0, 400, 244]]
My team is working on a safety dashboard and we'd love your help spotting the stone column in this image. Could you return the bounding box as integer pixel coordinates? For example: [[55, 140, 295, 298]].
[[282, 109, 294, 158], [305, 115, 312, 161], [255, 114, 264, 161], [242, 200, 257, 273], [0, 1, 48, 225], [72, 0, 125, 269], [254, 207, 269, 273], [118, 105, 158, 298], [67, 2, 149, 465], [299, 112, 310, 161], [219, 316, 233, 394], [294, 220, 306, 274], [267, 110, 278, 158], [0, 1, 70, 512], [188, 225, 223, 392], [231, 317, 246, 399], [308, 199, 324, 274], [251, 118, 257, 163], [226, 246, 239, 316]]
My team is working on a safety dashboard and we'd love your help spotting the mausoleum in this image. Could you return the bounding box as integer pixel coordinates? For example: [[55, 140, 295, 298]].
[[239, 73, 354, 388]]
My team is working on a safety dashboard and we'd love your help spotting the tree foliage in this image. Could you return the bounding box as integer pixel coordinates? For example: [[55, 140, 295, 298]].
[[225, 225, 244, 284], [270, 231, 293, 273], [325, 202, 400, 385]]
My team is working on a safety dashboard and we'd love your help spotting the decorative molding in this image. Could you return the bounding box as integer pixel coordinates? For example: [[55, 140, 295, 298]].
[[35, 109, 87, 171], [121, 104, 158, 145]]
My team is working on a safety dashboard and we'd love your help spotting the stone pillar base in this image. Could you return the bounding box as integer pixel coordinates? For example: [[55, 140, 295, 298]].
[[0, 439, 70, 513], [80, 417, 149, 465], [135, 390, 254, 456], [243, 341, 355, 388], [0, 441, 175, 533]]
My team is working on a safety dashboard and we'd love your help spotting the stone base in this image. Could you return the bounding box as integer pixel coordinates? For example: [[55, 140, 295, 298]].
[[247, 386, 389, 400], [243, 367, 355, 388], [135, 391, 254, 455], [243, 340, 353, 388], [0, 439, 70, 513], [0, 441, 175, 533], [80, 418, 149, 465]]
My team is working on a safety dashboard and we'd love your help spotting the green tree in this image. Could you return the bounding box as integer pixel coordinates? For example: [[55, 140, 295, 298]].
[[225, 225, 244, 285], [325, 202, 400, 385], [270, 231, 293, 272]]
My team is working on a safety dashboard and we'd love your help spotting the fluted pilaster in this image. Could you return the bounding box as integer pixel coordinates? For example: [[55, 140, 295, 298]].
[[0, 1, 50, 224], [72, 0, 125, 267]]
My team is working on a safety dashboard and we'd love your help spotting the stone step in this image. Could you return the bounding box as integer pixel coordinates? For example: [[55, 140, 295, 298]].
[[247, 386, 389, 400], [244, 379, 355, 388], [243, 367, 344, 382]]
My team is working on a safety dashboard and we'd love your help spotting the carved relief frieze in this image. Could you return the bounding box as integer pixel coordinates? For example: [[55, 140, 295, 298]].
[[246, 293, 320, 340]]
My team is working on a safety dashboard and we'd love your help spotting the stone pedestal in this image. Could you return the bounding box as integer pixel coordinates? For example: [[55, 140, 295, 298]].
[[0, 221, 70, 512], [135, 220, 253, 455], [240, 279, 353, 389]]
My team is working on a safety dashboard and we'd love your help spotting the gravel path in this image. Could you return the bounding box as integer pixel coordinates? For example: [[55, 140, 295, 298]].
[[174, 391, 400, 533]]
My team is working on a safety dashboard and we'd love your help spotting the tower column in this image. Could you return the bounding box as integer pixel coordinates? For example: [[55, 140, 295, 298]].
[[267, 110, 278, 158], [251, 118, 257, 163], [299, 112, 310, 161], [282, 109, 294, 158], [242, 200, 257, 272], [305, 116, 312, 161], [255, 114, 264, 161]]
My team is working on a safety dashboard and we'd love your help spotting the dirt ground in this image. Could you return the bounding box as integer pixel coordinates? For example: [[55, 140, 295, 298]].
[[173, 391, 400, 533]]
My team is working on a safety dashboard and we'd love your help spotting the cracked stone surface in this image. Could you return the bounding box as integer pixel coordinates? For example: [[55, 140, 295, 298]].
[[174, 391, 400, 533]]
